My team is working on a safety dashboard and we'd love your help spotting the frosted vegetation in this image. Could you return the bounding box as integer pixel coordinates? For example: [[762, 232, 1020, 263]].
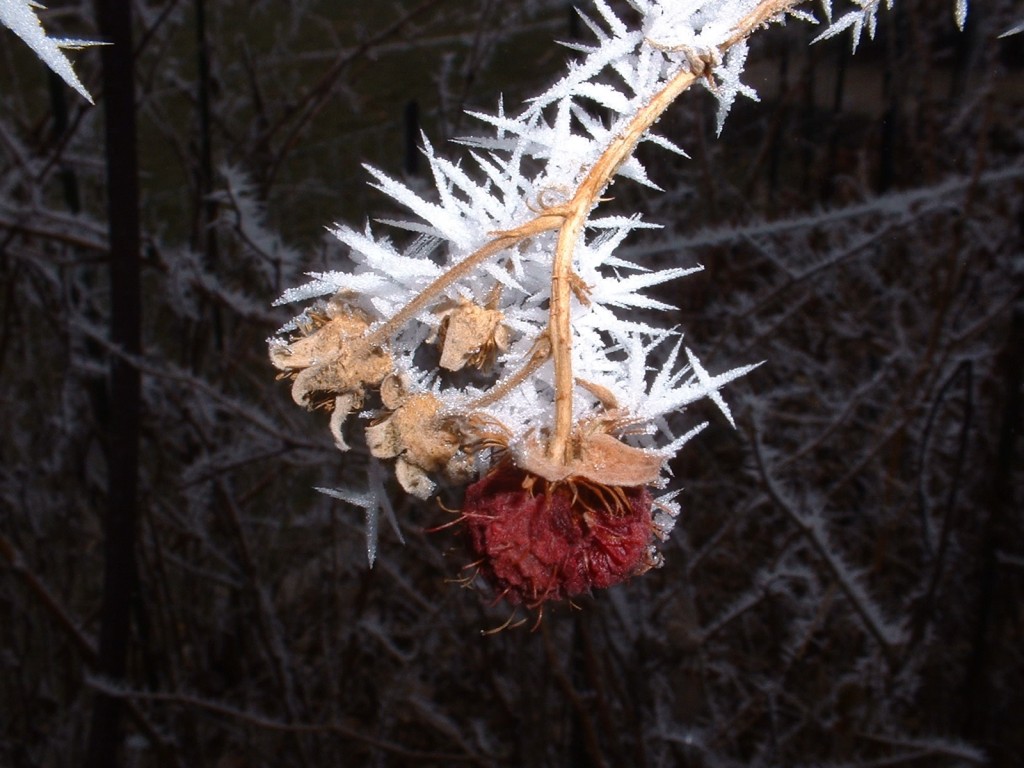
[[0, 0, 98, 102], [268, 0, 973, 560], [2, 0, 1022, 765]]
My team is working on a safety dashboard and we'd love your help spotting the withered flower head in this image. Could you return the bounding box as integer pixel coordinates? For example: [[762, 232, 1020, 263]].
[[269, 296, 393, 450], [431, 298, 509, 372], [365, 382, 473, 499]]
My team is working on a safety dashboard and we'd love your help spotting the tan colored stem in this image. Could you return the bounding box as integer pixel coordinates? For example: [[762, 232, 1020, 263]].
[[361, 0, 803, 464], [722, 0, 801, 48], [546, 67, 701, 461], [545, 0, 803, 463], [469, 333, 552, 409]]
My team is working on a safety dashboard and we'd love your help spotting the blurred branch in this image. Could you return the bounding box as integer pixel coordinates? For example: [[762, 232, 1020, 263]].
[[752, 431, 903, 663], [85, 1, 143, 764], [0, 532, 180, 764], [257, 0, 449, 188], [84, 678, 489, 765]]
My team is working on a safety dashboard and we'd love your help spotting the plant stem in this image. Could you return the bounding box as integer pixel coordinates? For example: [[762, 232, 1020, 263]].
[[469, 333, 552, 409], [363, 0, 804, 466], [547, 66, 701, 461], [545, 0, 804, 463], [362, 212, 563, 349]]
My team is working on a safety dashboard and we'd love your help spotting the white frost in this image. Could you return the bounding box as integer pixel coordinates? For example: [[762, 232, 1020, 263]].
[[0, 0, 97, 103]]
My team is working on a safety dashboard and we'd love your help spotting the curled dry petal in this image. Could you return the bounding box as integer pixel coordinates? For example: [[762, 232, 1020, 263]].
[[394, 458, 434, 500], [288, 347, 391, 409], [329, 393, 358, 451], [269, 306, 367, 373], [269, 303, 392, 416]]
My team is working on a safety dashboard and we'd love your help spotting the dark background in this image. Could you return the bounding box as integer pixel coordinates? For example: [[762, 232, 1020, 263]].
[[1, 1, 1021, 766]]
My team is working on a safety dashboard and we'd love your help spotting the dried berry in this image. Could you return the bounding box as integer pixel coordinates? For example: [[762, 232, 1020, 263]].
[[461, 463, 658, 607]]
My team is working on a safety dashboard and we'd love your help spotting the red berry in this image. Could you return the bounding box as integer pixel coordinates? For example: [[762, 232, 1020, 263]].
[[460, 463, 657, 606]]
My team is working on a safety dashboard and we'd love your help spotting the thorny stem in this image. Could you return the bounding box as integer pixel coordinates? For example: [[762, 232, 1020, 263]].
[[546, 0, 804, 463], [722, 0, 802, 49], [547, 68, 700, 460]]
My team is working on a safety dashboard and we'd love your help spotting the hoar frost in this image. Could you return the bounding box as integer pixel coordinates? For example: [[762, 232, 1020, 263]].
[[0, 0, 100, 103], [269, 0, 969, 610]]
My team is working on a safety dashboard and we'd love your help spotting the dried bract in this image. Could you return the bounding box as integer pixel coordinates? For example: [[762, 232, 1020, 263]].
[[514, 429, 664, 487]]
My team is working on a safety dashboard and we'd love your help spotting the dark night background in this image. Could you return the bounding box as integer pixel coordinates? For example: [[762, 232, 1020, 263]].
[[1, 1, 1022, 766]]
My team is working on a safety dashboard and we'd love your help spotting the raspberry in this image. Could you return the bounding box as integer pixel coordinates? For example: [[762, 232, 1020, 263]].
[[461, 463, 657, 606]]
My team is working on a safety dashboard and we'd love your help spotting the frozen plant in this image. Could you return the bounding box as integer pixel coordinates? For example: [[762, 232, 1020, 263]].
[[269, 0, 968, 610], [0, 0, 98, 103]]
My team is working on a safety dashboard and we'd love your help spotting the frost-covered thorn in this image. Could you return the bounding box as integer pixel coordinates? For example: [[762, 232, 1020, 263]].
[[645, 39, 719, 83]]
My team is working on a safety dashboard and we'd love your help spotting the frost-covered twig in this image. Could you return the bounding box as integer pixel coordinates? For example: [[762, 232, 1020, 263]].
[[84, 678, 489, 764], [268, 0, 970, 610], [752, 429, 906, 659]]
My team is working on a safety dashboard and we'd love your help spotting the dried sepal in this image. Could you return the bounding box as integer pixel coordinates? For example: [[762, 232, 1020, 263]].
[[365, 392, 471, 499], [394, 458, 434, 500], [379, 372, 407, 410], [269, 299, 392, 416], [575, 377, 620, 410], [514, 427, 664, 487], [328, 393, 359, 451], [431, 298, 509, 372]]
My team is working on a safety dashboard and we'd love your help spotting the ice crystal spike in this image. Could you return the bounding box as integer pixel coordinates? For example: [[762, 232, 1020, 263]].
[[1, 0, 99, 103]]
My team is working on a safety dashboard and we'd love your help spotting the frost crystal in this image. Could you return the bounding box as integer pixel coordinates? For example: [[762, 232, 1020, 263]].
[[0, 0, 98, 103]]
